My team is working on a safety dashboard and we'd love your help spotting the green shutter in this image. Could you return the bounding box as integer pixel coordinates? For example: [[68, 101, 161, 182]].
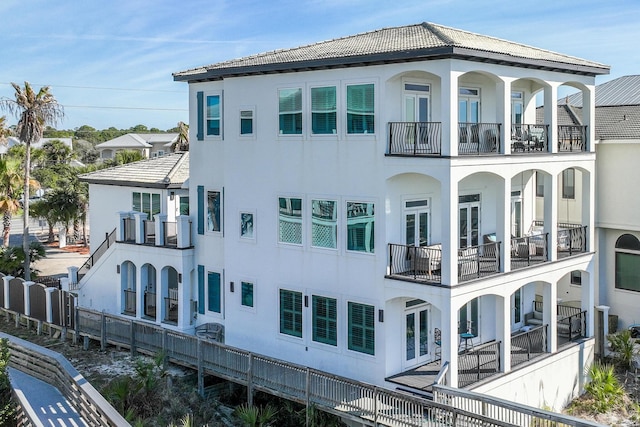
[[197, 91, 204, 140], [197, 185, 204, 235], [207, 271, 221, 313], [348, 302, 375, 355], [197, 265, 205, 314]]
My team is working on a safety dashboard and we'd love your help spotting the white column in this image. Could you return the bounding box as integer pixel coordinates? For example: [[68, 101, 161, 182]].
[[67, 266, 79, 287], [582, 171, 595, 252], [596, 305, 610, 342], [23, 281, 34, 316], [583, 85, 596, 152], [133, 212, 148, 244], [543, 173, 559, 261], [497, 295, 511, 373], [497, 78, 511, 155], [443, 299, 459, 387], [3, 276, 12, 309], [176, 215, 192, 248], [544, 84, 559, 153], [117, 212, 130, 241], [155, 213, 167, 246], [441, 176, 458, 286], [440, 70, 460, 157], [498, 177, 511, 273], [544, 283, 558, 353]]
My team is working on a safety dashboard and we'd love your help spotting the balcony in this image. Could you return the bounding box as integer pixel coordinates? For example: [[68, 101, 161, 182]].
[[531, 221, 588, 259], [387, 122, 442, 156], [387, 241, 501, 285], [511, 124, 548, 153], [118, 213, 193, 249], [558, 125, 587, 152], [123, 289, 136, 316], [163, 288, 178, 324], [458, 123, 501, 155], [510, 233, 549, 271]]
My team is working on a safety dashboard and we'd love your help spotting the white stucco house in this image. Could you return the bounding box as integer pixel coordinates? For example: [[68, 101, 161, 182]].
[[96, 133, 178, 160], [76, 152, 192, 327], [75, 22, 611, 410], [0, 136, 73, 156]]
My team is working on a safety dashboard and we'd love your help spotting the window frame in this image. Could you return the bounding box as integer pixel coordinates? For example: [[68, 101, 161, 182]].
[[207, 271, 222, 314], [279, 289, 303, 338], [132, 191, 161, 220], [562, 168, 575, 199], [346, 201, 375, 254], [278, 196, 304, 246], [311, 198, 338, 250], [310, 85, 337, 135], [239, 210, 256, 241], [345, 82, 375, 135], [205, 93, 222, 138], [615, 234, 640, 292], [239, 106, 255, 137], [278, 87, 303, 136], [347, 301, 375, 355], [240, 280, 255, 308], [206, 190, 223, 233], [312, 295, 338, 346]]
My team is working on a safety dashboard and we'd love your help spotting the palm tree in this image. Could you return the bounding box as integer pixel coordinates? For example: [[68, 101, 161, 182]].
[[0, 116, 11, 143], [0, 158, 24, 247], [0, 82, 64, 280], [171, 121, 189, 152]]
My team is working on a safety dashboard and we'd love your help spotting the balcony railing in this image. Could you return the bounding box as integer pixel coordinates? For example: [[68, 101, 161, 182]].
[[532, 221, 588, 258], [122, 217, 136, 243], [458, 123, 501, 155], [458, 340, 501, 388], [164, 290, 178, 324], [144, 220, 155, 245], [511, 325, 547, 368], [558, 310, 587, 346], [144, 291, 156, 319], [164, 221, 178, 248], [558, 125, 587, 152], [510, 233, 548, 270], [123, 289, 136, 315], [387, 243, 442, 284], [511, 124, 548, 153], [387, 122, 442, 156], [458, 242, 501, 282]]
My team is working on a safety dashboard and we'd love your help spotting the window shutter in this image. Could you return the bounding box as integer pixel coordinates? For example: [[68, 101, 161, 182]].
[[197, 185, 204, 235], [197, 265, 205, 314], [197, 91, 204, 141]]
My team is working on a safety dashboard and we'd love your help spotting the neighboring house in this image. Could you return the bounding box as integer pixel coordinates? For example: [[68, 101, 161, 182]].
[[76, 152, 191, 324], [76, 21, 609, 410], [96, 133, 178, 160], [0, 136, 73, 156]]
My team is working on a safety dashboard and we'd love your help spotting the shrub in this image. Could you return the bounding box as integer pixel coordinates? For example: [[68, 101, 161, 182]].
[[584, 362, 624, 413], [607, 329, 637, 369]]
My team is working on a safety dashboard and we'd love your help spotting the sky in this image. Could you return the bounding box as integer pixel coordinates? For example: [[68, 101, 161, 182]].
[[1, 0, 639, 132]]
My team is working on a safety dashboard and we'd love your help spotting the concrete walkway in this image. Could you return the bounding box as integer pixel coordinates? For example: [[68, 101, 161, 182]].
[[8, 368, 88, 426]]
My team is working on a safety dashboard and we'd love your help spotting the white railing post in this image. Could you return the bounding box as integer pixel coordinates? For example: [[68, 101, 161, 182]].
[[117, 212, 130, 241], [67, 266, 78, 288], [133, 212, 148, 244], [3, 276, 12, 309], [45, 287, 56, 323], [155, 213, 167, 246]]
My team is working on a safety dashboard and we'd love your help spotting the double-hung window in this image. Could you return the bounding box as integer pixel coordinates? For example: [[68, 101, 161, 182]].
[[347, 201, 375, 253], [133, 192, 161, 219], [346, 84, 375, 134], [240, 109, 254, 136], [278, 197, 302, 245], [280, 289, 303, 337], [348, 302, 375, 355], [241, 281, 254, 307], [279, 88, 302, 135], [311, 86, 337, 134], [312, 295, 337, 346], [206, 95, 221, 136], [207, 191, 222, 232]]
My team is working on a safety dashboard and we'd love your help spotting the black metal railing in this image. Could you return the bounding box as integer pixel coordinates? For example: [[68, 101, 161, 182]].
[[511, 325, 547, 368], [532, 301, 583, 317], [458, 242, 501, 282], [164, 221, 178, 247], [164, 290, 178, 323], [144, 291, 156, 319], [123, 289, 136, 315], [122, 217, 136, 243], [76, 228, 117, 285], [387, 122, 442, 156], [458, 340, 501, 388], [510, 233, 548, 270], [558, 310, 587, 346], [144, 220, 155, 245], [511, 124, 548, 153], [558, 225, 587, 257], [558, 125, 587, 152], [458, 123, 501, 155], [387, 243, 442, 284]]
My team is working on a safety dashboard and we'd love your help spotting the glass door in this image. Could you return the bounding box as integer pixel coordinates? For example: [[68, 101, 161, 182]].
[[403, 83, 430, 147], [404, 199, 429, 247], [511, 192, 523, 238], [459, 87, 480, 145], [459, 196, 480, 248], [404, 302, 430, 368], [511, 288, 524, 331]]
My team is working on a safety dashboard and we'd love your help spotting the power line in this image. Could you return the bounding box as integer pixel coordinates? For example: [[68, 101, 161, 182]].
[[0, 82, 184, 94]]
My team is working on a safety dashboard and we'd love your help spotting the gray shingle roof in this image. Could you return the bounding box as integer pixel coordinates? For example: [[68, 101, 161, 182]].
[[174, 22, 609, 82], [95, 134, 151, 149], [562, 75, 640, 108], [79, 152, 189, 189], [594, 105, 640, 139]]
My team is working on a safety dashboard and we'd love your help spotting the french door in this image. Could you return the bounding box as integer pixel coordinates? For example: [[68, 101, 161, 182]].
[[511, 288, 524, 330], [459, 195, 480, 248], [405, 205, 429, 248], [404, 302, 430, 367], [403, 83, 430, 146]]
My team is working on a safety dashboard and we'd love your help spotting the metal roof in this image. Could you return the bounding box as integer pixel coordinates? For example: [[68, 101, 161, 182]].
[[174, 22, 609, 82], [79, 152, 189, 189], [562, 75, 640, 107]]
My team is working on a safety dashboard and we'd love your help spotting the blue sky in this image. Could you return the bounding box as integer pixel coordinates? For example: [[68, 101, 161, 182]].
[[1, 0, 638, 131]]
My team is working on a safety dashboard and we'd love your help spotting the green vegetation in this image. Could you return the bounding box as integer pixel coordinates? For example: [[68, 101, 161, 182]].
[[0, 338, 16, 426], [0, 242, 46, 278], [607, 329, 638, 369]]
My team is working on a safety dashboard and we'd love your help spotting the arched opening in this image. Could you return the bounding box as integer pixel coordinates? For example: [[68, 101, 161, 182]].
[[141, 263, 157, 320], [161, 266, 179, 324], [120, 261, 136, 316]]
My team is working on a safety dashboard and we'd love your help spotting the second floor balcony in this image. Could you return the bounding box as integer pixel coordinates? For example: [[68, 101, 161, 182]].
[[119, 212, 193, 249]]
